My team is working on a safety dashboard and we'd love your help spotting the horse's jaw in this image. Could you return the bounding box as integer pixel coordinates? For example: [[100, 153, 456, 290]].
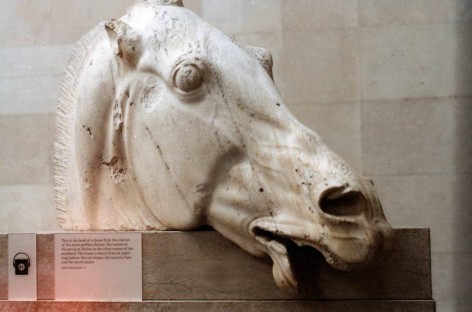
[[248, 217, 329, 294], [248, 215, 393, 295]]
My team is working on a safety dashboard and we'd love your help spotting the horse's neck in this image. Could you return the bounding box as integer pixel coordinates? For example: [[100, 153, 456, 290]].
[[57, 28, 165, 230]]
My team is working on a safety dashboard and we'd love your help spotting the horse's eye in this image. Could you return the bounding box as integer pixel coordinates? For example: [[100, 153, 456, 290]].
[[172, 63, 204, 94]]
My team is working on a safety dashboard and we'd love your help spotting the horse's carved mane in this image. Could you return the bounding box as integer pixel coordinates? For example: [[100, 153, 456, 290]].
[[54, 25, 106, 227]]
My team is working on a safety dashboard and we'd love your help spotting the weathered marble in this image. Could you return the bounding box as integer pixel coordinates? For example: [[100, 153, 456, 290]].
[[54, 0, 394, 294]]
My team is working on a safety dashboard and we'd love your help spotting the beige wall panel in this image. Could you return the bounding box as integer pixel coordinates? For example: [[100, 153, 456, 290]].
[[201, 0, 241, 35], [278, 29, 358, 104], [361, 98, 472, 176], [0, 46, 72, 115], [0, 114, 55, 184], [0, 75, 60, 115], [371, 174, 472, 253], [455, 23, 472, 96], [359, 0, 450, 26], [240, 0, 282, 34], [432, 252, 472, 312], [359, 24, 472, 100], [359, 0, 472, 26], [450, 0, 472, 23], [289, 102, 361, 171], [0, 185, 60, 232], [281, 0, 357, 31], [0, 0, 134, 47]]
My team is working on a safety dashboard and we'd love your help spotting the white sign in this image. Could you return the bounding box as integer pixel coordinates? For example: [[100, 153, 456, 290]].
[[8, 233, 37, 300], [54, 232, 142, 301]]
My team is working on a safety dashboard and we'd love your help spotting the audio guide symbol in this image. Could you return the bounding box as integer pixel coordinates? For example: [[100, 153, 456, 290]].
[[13, 252, 30, 275]]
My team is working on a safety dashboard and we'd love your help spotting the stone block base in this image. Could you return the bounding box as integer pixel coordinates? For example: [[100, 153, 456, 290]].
[[0, 300, 435, 312], [0, 229, 435, 311]]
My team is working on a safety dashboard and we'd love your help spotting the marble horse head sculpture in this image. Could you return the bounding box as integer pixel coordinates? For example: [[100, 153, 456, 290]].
[[54, 0, 394, 294]]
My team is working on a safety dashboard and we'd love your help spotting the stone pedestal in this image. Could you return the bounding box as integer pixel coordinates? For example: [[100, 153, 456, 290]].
[[0, 228, 435, 311]]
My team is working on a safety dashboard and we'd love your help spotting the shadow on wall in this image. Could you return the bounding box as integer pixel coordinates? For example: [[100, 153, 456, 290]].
[[454, 1, 472, 311]]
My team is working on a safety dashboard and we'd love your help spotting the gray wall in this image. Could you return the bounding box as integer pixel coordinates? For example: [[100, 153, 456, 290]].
[[0, 0, 471, 311]]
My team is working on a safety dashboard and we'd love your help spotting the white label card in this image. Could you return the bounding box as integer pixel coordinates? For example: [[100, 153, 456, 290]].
[[54, 232, 142, 301]]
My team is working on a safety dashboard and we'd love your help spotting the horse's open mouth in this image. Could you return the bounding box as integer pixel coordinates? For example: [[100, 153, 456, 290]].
[[250, 220, 346, 295]]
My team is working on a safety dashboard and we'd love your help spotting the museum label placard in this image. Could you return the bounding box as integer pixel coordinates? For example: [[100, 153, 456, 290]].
[[54, 232, 142, 301]]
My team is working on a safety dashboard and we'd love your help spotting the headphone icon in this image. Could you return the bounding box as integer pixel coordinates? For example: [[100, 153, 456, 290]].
[[13, 252, 30, 275]]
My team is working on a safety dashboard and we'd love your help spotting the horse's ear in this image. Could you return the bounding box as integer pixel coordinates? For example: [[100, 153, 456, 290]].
[[244, 46, 274, 80], [105, 20, 142, 67]]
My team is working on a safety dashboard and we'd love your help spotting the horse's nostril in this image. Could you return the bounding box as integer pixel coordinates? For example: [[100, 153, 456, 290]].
[[319, 189, 366, 217]]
